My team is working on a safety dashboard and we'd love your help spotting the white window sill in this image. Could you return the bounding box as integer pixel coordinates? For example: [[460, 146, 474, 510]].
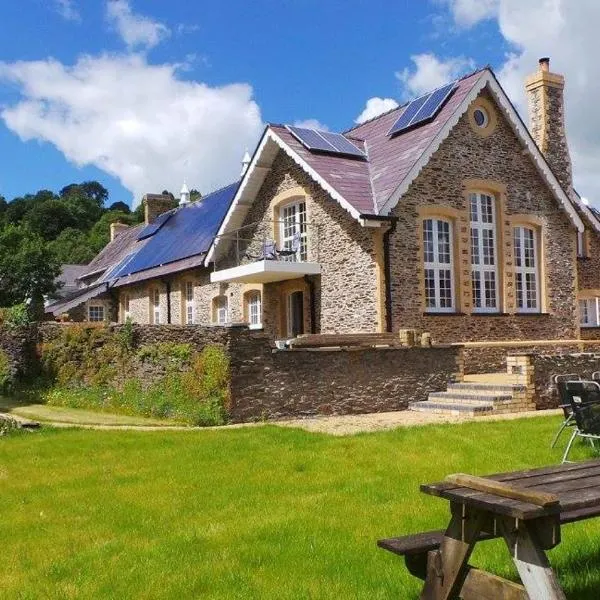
[[249, 323, 263, 330]]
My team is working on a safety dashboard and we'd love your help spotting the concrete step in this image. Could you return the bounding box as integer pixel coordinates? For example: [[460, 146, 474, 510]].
[[464, 373, 522, 384], [448, 382, 526, 394], [428, 392, 513, 405], [409, 401, 494, 416]]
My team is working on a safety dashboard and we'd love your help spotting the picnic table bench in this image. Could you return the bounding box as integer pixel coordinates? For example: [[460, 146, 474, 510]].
[[378, 459, 600, 599]]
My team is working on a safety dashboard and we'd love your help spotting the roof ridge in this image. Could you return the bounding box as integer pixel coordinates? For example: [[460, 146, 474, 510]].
[[198, 179, 240, 202], [343, 66, 491, 135]]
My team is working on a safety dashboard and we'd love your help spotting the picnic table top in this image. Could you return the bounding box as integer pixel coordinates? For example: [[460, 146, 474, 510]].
[[421, 458, 600, 520]]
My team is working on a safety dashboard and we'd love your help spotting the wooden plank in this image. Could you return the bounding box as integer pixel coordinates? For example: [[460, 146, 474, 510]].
[[445, 473, 560, 508], [421, 483, 555, 520], [501, 520, 567, 600], [460, 567, 528, 600], [420, 504, 484, 600]]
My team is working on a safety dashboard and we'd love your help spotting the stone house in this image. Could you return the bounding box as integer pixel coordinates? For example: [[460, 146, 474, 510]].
[[50, 58, 599, 344]]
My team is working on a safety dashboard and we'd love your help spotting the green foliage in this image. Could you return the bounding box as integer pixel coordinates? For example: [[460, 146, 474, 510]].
[[37, 326, 229, 426], [0, 224, 61, 308], [117, 318, 135, 352], [47, 228, 97, 264], [136, 342, 193, 367], [1, 303, 32, 329], [0, 349, 11, 392]]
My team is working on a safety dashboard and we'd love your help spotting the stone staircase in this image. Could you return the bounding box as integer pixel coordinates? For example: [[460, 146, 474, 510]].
[[409, 373, 536, 417]]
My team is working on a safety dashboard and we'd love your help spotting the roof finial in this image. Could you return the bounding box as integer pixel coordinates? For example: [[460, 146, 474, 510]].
[[179, 180, 190, 206], [241, 149, 251, 177]]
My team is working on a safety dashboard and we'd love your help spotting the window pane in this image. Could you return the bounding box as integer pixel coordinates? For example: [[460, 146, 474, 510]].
[[470, 228, 479, 265], [423, 220, 434, 263], [438, 221, 451, 264], [472, 271, 481, 308], [484, 271, 497, 308]]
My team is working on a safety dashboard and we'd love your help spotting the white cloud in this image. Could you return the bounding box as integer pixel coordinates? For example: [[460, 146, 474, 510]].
[[355, 97, 399, 124], [441, 0, 600, 203], [106, 0, 170, 49], [54, 0, 81, 22], [396, 53, 475, 97], [444, 0, 499, 28], [293, 118, 329, 131], [0, 54, 263, 205]]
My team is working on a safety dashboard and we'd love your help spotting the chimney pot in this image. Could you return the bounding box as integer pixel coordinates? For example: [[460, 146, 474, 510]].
[[539, 57, 550, 72]]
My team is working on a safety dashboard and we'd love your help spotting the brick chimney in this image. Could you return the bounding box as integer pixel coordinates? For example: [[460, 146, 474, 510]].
[[142, 193, 175, 225], [110, 221, 129, 242], [525, 57, 572, 190]]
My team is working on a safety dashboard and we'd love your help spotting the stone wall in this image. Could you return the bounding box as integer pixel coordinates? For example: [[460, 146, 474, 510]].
[[6, 323, 462, 423], [461, 341, 600, 374], [227, 333, 462, 421], [388, 89, 579, 344], [0, 326, 39, 382], [529, 352, 600, 410]]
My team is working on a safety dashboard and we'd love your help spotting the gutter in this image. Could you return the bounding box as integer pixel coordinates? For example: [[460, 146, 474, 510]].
[[382, 217, 398, 333], [162, 278, 172, 324]]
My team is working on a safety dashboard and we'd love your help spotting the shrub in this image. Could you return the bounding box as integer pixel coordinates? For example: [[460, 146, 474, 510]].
[[0, 349, 12, 392], [1, 303, 32, 329]]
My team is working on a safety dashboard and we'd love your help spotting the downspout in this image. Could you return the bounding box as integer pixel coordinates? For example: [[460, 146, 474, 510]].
[[383, 217, 398, 333], [304, 275, 317, 334], [162, 279, 172, 324]]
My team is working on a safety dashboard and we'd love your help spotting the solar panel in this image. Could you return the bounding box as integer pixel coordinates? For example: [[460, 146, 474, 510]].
[[388, 83, 455, 136], [287, 126, 337, 153], [109, 182, 239, 279], [137, 209, 174, 240], [317, 131, 365, 157], [411, 83, 456, 123]]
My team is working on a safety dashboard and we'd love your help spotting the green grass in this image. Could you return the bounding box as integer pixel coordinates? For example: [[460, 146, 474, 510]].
[[1, 416, 599, 598], [0, 396, 179, 427]]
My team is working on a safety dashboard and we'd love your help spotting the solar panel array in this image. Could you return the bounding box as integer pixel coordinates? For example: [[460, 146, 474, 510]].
[[286, 126, 365, 158], [388, 83, 456, 137], [109, 182, 239, 279], [137, 210, 174, 240]]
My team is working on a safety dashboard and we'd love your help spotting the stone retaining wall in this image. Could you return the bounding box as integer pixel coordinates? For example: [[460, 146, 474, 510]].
[[228, 335, 462, 421], [0, 325, 39, 382]]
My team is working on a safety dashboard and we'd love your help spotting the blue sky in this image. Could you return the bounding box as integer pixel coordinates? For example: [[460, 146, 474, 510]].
[[0, 1, 598, 206]]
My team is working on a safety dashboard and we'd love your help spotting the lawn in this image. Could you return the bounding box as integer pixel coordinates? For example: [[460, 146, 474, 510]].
[[1, 416, 599, 599]]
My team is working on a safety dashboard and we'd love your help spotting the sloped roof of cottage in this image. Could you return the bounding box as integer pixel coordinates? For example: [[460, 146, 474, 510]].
[[207, 67, 584, 263]]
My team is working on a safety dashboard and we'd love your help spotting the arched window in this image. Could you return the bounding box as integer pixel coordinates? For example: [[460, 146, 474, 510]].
[[245, 290, 262, 328], [470, 192, 498, 312], [513, 226, 540, 313], [423, 218, 454, 312], [280, 200, 307, 261], [212, 295, 228, 325]]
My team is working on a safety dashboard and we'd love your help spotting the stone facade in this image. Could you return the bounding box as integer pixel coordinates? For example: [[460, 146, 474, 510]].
[[387, 89, 578, 343], [113, 79, 582, 346]]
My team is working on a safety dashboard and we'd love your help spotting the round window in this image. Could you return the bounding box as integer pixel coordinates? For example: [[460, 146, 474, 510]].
[[473, 108, 488, 128]]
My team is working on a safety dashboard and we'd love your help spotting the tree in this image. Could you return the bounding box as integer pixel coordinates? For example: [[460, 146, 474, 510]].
[[108, 201, 130, 213], [0, 224, 61, 311], [190, 189, 202, 202], [24, 199, 76, 240], [48, 228, 97, 264]]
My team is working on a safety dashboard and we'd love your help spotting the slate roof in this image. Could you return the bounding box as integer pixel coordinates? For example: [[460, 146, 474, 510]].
[[80, 223, 144, 281], [55, 264, 88, 297]]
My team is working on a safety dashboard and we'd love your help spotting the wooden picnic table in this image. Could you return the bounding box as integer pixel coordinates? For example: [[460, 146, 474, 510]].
[[379, 458, 600, 599]]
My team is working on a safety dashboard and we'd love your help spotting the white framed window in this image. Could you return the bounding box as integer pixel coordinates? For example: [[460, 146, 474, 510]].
[[184, 281, 195, 325], [280, 201, 307, 262], [423, 218, 454, 312], [580, 298, 600, 327], [577, 230, 587, 258], [152, 289, 160, 324], [88, 305, 105, 322], [470, 192, 498, 312], [246, 291, 262, 329], [513, 226, 540, 313], [123, 294, 130, 322], [213, 296, 228, 325]]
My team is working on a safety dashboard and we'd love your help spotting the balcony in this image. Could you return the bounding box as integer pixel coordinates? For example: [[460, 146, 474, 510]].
[[210, 220, 321, 284]]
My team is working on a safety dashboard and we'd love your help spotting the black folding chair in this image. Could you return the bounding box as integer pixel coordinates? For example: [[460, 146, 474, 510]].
[[562, 380, 600, 463], [550, 374, 581, 448]]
